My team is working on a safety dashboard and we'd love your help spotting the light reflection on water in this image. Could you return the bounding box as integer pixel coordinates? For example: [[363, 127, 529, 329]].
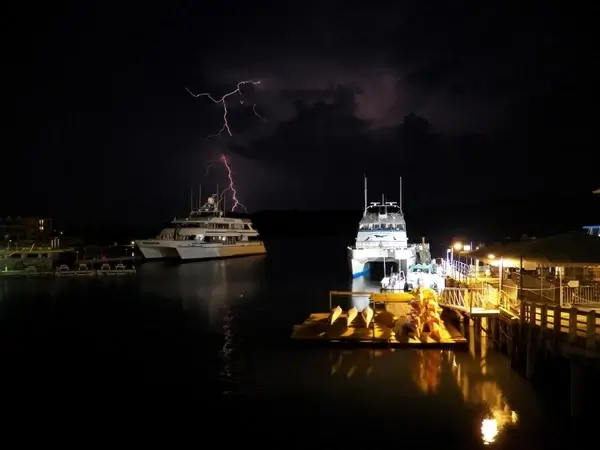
[[347, 272, 522, 445], [137, 256, 266, 395], [0, 241, 568, 445], [326, 346, 523, 447], [137, 256, 264, 331]]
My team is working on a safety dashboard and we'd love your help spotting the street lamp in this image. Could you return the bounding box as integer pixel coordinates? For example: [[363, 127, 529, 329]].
[[450, 241, 462, 269]]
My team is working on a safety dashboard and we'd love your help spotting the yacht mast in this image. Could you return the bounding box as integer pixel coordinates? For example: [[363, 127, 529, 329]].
[[364, 174, 368, 211], [399, 177, 403, 212], [190, 188, 193, 213], [198, 185, 202, 210]]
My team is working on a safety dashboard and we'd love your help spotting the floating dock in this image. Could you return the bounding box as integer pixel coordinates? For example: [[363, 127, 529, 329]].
[[292, 290, 467, 348], [1, 263, 137, 278]]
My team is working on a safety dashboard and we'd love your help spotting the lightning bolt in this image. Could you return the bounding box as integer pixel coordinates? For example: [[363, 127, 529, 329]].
[[220, 154, 247, 213], [186, 80, 264, 138]]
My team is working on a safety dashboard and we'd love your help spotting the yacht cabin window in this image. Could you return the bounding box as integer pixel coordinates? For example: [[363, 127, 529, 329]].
[[180, 222, 206, 228]]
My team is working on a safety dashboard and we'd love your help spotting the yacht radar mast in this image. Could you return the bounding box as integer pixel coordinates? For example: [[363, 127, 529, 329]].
[[399, 176, 403, 213], [364, 174, 368, 211]]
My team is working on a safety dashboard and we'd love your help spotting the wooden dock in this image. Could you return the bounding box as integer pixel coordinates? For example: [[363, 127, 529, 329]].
[[1, 263, 137, 278], [291, 311, 467, 348]]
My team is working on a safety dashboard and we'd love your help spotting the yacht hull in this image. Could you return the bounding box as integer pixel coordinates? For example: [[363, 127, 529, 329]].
[[350, 258, 370, 278], [135, 241, 180, 260], [348, 247, 371, 278], [176, 242, 266, 260]]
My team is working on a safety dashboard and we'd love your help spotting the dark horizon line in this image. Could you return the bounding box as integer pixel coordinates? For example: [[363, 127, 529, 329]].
[[6, 186, 597, 227]]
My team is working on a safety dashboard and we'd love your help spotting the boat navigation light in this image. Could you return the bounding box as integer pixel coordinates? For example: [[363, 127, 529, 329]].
[[453, 242, 462, 251]]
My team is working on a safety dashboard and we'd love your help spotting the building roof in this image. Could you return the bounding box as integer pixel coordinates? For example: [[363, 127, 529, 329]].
[[465, 232, 600, 267]]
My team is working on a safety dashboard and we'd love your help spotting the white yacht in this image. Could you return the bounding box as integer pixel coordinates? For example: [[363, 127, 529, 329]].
[[348, 176, 431, 279], [136, 194, 266, 261]]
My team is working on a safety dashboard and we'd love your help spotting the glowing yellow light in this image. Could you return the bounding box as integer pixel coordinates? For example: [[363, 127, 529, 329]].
[[481, 418, 498, 444], [488, 253, 495, 259], [463, 244, 471, 251], [453, 242, 462, 250]]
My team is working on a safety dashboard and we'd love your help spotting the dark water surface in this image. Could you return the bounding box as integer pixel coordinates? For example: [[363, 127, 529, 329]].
[[0, 237, 577, 446]]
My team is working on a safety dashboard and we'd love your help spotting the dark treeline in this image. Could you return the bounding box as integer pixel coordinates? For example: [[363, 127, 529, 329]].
[[59, 190, 599, 246]]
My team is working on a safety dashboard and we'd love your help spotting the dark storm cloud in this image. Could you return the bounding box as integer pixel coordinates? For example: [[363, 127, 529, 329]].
[[199, 2, 541, 138], [181, 0, 595, 210], [194, 1, 589, 142]]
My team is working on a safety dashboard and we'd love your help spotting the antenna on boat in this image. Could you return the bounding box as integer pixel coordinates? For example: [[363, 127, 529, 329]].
[[399, 176, 403, 212], [190, 188, 193, 213], [198, 185, 202, 210], [364, 174, 368, 210], [216, 184, 219, 213]]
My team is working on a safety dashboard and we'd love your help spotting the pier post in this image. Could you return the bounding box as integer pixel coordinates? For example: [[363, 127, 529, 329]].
[[508, 323, 516, 365], [494, 317, 501, 349], [469, 318, 476, 357], [525, 324, 535, 379], [489, 316, 496, 345], [570, 359, 585, 417], [553, 305, 562, 352]]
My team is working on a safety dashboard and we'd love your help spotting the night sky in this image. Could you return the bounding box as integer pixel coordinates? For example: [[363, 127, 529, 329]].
[[6, 1, 596, 225]]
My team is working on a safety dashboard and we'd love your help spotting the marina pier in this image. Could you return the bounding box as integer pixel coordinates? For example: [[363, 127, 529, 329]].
[[441, 232, 600, 416], [294, 232, 600, 416]]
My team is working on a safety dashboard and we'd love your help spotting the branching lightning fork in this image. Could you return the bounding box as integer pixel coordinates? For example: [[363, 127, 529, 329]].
[[186, 80, 264, 138], [187, 80, 265, 212], [219, 154, 247, 213]]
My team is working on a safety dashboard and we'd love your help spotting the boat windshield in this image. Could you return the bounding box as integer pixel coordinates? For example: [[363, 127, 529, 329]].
[[366, 205, 402, 215], [409, 265, 433, 274]]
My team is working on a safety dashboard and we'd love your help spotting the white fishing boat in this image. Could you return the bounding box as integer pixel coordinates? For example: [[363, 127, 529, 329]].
[[362, 306, 374, 328], [348, 176, 431, 279], [329, 305, 342, 325], [404, 263, 445, 293], [346, 307, 358, 327], [380, 270, 407, 292]]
